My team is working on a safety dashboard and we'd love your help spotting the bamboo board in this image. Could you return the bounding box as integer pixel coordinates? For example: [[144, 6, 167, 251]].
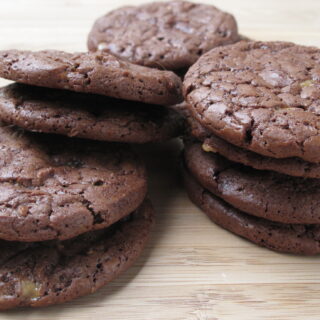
[[1, 1, 320, 319]]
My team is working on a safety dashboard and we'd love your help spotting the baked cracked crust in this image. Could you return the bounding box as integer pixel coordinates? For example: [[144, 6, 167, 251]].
[[0, 199, 154, 310], [0, 49, 183, 105], [0, 84, 184, 143], [0, 125, 147, 242], [88, 1, 239, 70], [184, 41, 320, 163]]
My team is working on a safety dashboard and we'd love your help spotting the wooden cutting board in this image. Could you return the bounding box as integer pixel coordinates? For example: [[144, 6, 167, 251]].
[[0, 1, 320, 319]]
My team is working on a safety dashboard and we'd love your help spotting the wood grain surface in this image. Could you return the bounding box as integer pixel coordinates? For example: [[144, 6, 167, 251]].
[[1, 0, 320, 319]]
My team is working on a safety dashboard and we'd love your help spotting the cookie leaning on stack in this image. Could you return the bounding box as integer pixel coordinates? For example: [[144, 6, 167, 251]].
[[182, 40, 320, 255], [87, 1, 240, 73]]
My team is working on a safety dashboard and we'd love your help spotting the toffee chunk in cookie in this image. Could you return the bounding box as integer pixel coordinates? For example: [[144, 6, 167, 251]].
[[184, 41, 320, 163], [0, 49, 182, 105], [0, 84, 184, 143], [0, 125, 147, 242], [88, 1, 239, 70], [183, 166, 320, 255], [184, 142, 320, 224], [0, 199, 154, 310]]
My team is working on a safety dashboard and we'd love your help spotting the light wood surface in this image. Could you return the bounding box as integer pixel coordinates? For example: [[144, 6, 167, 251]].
[[1, 0, 320, 319]]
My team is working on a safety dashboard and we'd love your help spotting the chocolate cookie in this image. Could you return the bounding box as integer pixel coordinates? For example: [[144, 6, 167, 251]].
[[183, 166, 320, 255], [184, 142, 320, 224], [0, 49, 182, 105], [0, 84, 183, 143], [0, 199, 154, 310], [0, 125, 147, 242], [188, 114, 320, 178], [184, 41, 320, 163], [87, 1, 239, 70]]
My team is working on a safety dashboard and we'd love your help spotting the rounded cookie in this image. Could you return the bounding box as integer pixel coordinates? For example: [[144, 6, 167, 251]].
[[0, 84, 183, 143], [0, 49, 182, 106], [0, 125, 147, 242], [0, 199, 154, 310], [184, 41, 320, 163], [88, 1, 239, 70], [183, 166, 320, 255], [187, 113, 320, 178], [184, 142, 320, 224]]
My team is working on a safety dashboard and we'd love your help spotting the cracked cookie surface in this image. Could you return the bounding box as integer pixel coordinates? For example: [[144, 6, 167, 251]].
[[0, 199, 154, 310], [87, 1, 239, 70], [0, 125, 147, 242], [184, 41, 320, 163], [184, 142, 320, 224], [0, 49, 182, 106], [183, 165, 320, 255], [0, 84, 184, 143]]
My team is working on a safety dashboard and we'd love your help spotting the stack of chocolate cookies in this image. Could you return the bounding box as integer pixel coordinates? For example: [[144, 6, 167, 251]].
[[0, 44, 187, 308], [182, 41, 320, 255]]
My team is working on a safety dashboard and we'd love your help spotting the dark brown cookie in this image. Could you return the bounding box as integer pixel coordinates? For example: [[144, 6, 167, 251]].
[[0, 199, 154, 310], [184, 142, 320, 224], [87, 1, 239, 70], [0, 125, 147, 242], [183, 166, 320, 255], [0, 84, 183, 143], [188, 114, 320, 178], [0, 49, 182, 106], [184, 41, 320, 163]]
